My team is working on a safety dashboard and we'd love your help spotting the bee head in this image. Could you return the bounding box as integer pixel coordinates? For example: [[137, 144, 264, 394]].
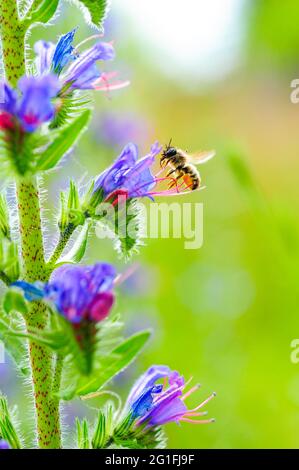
[[163, 146, 177, 158]]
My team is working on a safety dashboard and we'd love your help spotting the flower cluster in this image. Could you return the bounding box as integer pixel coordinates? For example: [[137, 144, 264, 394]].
[[14, 263, 116, 325], [0, 28, 126, 134], [123, 365, 216, 428]]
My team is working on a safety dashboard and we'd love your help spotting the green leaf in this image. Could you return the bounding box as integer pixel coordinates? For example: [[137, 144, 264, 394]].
[[76, 330, 151, 396], [23, 0, 60, 27], [0, 239, 20, 283], [76, 418, 90, 449], [0, 194, 11, 240], [67, 0, 110, 29], [35, 110, 91, 171], [49, 94, 91, 129], [92, 404, 114, 449], [4, 242, 20, 283], [0, 311, 30, 375], [0, 396, 22, 449], [59, 221, 91, 264], [96, 198, 143, 259], [3, 290, 28, 316]]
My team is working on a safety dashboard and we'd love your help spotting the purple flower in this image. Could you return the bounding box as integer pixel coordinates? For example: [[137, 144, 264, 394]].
[[34, 30, 117, 91], [94, 142, 162, 200], [0, 440, 10, 449], [13, 263, 116, 324], [34, 40, 55, 75], [92, 141, 207, 204], [17, 75, 60, 132], [0, 75, 60, 133], [63, 42, 115, 90], [125, 365, 216, 427], [0, 83, 17, 115]]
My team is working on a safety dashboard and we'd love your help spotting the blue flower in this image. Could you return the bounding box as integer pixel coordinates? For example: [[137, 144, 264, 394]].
[[0, 75, 60, 133], [17, 75, 60, 132], [125, 365, 216, 427], [0, 440, 10, 449], [63, 42, 115, 90], [94, 142, 162, 200], [0, 83, 18, 115], [13, 263, 116, 324], [34, 30, 116, 91], [34, 40, 55, 75], [52, 28, 77, 75]]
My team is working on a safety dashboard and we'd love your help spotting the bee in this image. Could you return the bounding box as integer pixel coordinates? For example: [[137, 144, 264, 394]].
[[160, 141, 215, 191]]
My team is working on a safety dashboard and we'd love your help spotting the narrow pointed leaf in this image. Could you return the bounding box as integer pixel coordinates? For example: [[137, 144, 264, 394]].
[[59, 221, 91, 264], [0, 396, 21, 449], [76, 330, 151, 396], [36, 110, 91, 171]]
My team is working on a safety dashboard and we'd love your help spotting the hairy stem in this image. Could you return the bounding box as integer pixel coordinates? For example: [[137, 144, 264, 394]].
[[0, 0, 25, 87], [17, 178, 62, 448], [47, 223, 76, 268], [52, 354, 64, 395], [0, 3, 62, 448]]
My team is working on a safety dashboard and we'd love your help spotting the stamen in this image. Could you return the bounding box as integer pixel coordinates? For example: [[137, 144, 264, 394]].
[[180, 418, 215, 424], [93, 72, 130, 93], [114, 263, 139, 287], [153, 167, 165, 178], [189, 392, 216, 412], [181, 383, 200, 400], [129, 175, 179, 197], [75, 34, 105, 50], [185, 411, 208, 417], [184, 377, 194, 389]]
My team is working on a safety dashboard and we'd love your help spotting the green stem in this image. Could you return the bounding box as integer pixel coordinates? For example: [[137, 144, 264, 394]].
[[0, 0, 25, 87], [17, 178, 62, 448], [0, 3, 62, 447], [52, 354, 64, 395]]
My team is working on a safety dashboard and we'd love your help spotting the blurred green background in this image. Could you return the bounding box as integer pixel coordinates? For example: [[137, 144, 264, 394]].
[[3, 0, 299, 448]]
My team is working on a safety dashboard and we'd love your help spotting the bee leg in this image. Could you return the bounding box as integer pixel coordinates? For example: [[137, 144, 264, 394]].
[[160, 157, 168, 168], [166, 168, 177, 177], [168, 179, 177, 189], [167, 170, 184, 189]]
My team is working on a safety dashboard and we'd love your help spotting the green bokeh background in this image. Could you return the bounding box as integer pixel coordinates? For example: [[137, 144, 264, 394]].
[[3, 0, 299, 448]]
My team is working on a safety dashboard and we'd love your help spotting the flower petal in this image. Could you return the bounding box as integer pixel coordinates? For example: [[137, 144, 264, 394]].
[[52, 28, 77, 75], [34, 40, 55, 75], [126, 365, 171, 406]]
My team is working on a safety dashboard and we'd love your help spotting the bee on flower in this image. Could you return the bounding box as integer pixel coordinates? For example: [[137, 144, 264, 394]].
[[88, 140, 214, 211]]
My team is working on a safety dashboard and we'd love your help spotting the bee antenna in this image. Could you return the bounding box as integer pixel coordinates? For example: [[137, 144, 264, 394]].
[[166, 138, 172, 150]]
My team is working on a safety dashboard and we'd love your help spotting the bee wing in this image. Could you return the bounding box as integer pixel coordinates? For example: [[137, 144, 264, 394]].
[[188, 150, 216, 165]]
